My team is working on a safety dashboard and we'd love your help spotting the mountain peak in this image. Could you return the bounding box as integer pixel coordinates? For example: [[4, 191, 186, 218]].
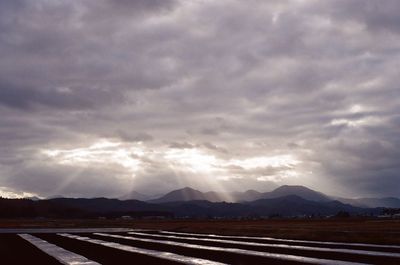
[[149, 185, 333, 204], [244, 189, 261, 194], [263, 185, 331, 202], [149, 187, 206, 203], [119, 190, 151, 201], [180, 187, 199, 192], [276, 185, 310, 190]]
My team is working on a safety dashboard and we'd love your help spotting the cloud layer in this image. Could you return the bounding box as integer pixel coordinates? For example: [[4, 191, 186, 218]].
[[0, 0, 399, 198]]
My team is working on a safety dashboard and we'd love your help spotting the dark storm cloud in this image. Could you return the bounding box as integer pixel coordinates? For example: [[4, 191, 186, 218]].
[[0, 0, 399, 198], [0, 0, 180, 111], [316, 0, 400, 33], [202, 142, 228, 154], [169, 142, 195, 149], [317, 124, 400, 197], [115, 131, 154, 143], [0, 81, 121, 110]]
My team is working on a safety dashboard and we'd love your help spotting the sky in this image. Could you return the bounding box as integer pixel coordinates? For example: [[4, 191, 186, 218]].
[[0, 0, 399, 199]]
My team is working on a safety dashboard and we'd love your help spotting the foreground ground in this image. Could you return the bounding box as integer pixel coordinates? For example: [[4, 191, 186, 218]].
[[1, 227, 400, 265], [1, 218, 400, 244]]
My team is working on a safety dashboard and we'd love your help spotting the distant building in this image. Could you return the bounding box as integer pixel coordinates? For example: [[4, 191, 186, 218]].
[[120, 215, 133, 220], [377, 214, 392, 219], [393, 213, 400, 219]]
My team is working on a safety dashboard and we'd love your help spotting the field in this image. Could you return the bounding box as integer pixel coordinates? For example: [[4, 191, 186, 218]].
[[1, 218, 400, 244], [1, 219, 400, 264]]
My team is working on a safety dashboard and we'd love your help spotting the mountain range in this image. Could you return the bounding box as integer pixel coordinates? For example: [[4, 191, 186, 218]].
[[158, 195, 378, 218], [147, 185, 325, 203], [2, 185, 397, 219], [145, 185, 400, 208], [1, 194, 379, 219], [335, 197, 400, 208], [41, 185, 400, 209], [144, 187, 266, 203]]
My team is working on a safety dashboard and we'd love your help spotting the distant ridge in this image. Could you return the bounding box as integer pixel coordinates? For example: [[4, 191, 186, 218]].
[[157, 195, 378, 218], [0, 185, 388, 218], [149, 187, 207, 203], [50, 197, 163, 213], [0, 191, 386, 218], [22, 185, 400, 209], [148, 187, 267, 203], [261, 185, 331, 202], [247, 195, 364, 216], [149, 185, 331, 203], [120, 190, 154, 201], [336, 197, 400, 208]]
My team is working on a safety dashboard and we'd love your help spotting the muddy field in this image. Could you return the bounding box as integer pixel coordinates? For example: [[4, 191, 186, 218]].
[[1, 227, 400, 265], [1, 218, 400, 244]]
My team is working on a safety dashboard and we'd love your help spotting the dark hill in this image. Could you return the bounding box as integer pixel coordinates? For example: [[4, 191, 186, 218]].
[[248, 195, 362, 216], [49, 197, 164, 213], [0, 197, 171, 219], [149, 185, 331, 204], [157, 195, 376, 218], [149, 187, 208, 203], [337, 197, 400, 208], [261, 185, 331, 202]]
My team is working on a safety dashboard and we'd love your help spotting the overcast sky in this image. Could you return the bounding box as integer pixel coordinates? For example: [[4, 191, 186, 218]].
[[0, 0, 399, 199]]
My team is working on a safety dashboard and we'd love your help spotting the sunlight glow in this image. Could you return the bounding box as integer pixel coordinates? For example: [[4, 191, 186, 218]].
[[41, 139, 302, 190], [330, 117, 383, 127], [0, 186, 38, 199], [164, 149, 218, 173], [229, 155, 300, 169], [349, 104, 363, 113], [41, 139, 142, 172]]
